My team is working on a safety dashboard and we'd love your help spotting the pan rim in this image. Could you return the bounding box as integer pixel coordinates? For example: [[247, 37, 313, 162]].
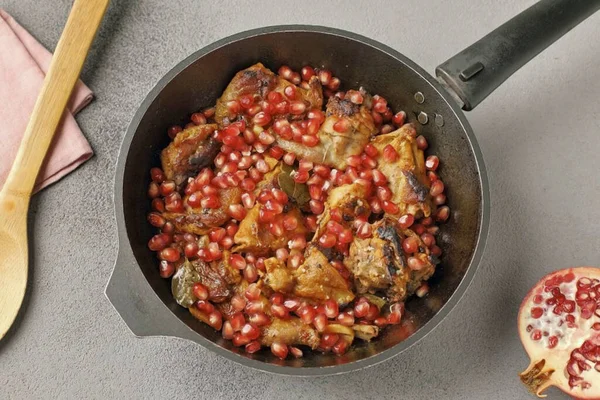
[[109, 24, 490, 376]]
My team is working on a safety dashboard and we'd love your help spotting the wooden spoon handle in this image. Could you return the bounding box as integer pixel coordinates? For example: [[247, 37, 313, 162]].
[[2, 0, 110, 197]]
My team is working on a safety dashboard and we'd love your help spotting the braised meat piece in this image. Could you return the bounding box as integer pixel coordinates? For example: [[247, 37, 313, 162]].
[[160, 124, 220, 186], [276, 96, 375, 169], [262, 246, 354, 306], [163, 187, 242, 235], [345, 217, 435, 302], [313, 182, 370, 239], [233, 204, 307, 256], [260, 317, 320, 349], [215, 63, 323, 126], [372, 123, 432, 218]]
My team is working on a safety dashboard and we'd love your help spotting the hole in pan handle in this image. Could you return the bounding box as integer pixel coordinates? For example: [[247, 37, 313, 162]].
[[436, 0, 600, 111]]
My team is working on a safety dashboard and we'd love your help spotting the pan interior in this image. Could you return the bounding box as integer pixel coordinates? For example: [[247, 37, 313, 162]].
[[121, 28, 484, 369]]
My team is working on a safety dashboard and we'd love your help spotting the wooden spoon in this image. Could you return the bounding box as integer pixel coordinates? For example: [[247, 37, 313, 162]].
[[0, 0, 110, 340]]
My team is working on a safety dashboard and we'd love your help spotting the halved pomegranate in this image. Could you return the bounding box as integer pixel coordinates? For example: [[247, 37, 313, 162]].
[[518, 267, 600, 399]]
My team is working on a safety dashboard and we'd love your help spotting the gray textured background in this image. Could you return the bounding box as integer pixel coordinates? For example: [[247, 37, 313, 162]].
[[1, 0, 599, 399]]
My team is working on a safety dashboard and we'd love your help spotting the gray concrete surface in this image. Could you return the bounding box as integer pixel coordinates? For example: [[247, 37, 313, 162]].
[[1, 0, 599, 398]]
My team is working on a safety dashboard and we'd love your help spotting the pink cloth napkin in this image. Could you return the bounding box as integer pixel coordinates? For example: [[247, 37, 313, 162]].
[[0, 9, 94, 193]]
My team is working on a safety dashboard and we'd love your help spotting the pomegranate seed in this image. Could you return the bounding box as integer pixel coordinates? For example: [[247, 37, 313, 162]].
[[269, 220, 284, 237], [226, 100, 241, 114], [200, 195, 220, 209], [283, 152, 296, 166], [230, 253, 247, 270], [253, 112, 272, 127], [408, 257, 426, 271], [362, 143, 378, 158], [328, 77, 341, 90], [158, 247, 180, 262], [222, 321, 234, 339], [347, 91, 363, 104], [147, 212, 166, 228], [301, 65, 315, 81], [288, 235, 307, 251], [241, 323, 261, 340], [302, 134, 319, 147], [356, 222, 373, 238], [421, 233, 436, 247], [293, 170, 309, 183], [184, 242, 199, 259], [309, 199, 325, 215], [380, 124, 394, 134], [404, 222, 421, 235], [232, 332, 251, 347], [147, 182, 160, 199], [271, 303, 289, 319], [244, 264, 258, 283], [246, 105, 261, 116], [436, 206, 450, 222], [283, 85, 297, 100], [387, 311, 402, 325], [375, 186, 392, 202], [231, 295, 246, 312], [159, 181, 176, 197], [531, 307, 544, 319], [209, 228, 226, 243], [264, 199, 284, 214], [278, 65, 294, 80], [276, 247, 289, 261], [326, 220, 344, 234], [248, 311, 270, 327], [225, 222, 238, 237], [271, 342, 289, 359], [365, 304, 380, 321], [270, 188, 288, 204], [290, 346, 303, 358], [245, 283, 261, 301], [274, 101, 290, 118], [196, 300, 215, 314], [346, 155, 361, 168], [158, 261, 175, 278], [309, 184, 323, 201], [382, 144, 398, 162], [167, 125, 182, 139], [416, 135, 428, 150], [150, 167, 165, 183], [289, 101, 306, 115], [429, 179, 445, 197], [258, 208, 276, 223], [239, 94, 255, 109], [415, 282, 429, 297], [425, 155, 440, 171], [305, 215, 318, 232], [228, 204, 247, 220], [333, 118, 351, 133], [324, 299, 339, 319], [337, 311, 355, 326], [354, 302, 370, 318], [298, 305, 316, 324], [392, 111, 406, 126], [373, 96, 388, 113], [191, 112, 207, 125], [338, 229, 353, 244], [201, 185, 218, 197], [281, 215, 298, 231], [244, 340, 261, 354], [318, 69, 332, 86], [374, 317, 388, 328], [321, 333, 339, 348], [208, 311, 223, 330], [241, 192, 256, 209], [283, 298, 301, 312], [313, 314, 328, 332], [434, 193, 447, 205]]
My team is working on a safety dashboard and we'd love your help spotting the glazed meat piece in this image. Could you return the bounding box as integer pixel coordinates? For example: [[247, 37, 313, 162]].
[[294, 246, 355, 305], [233, 204, 307, 256], [160, 124, 220, 186], [345, 217, 435, 302], [313, 182, 370, 239], [276, 96, 376, 169], [163, 187, 242, 235], [260, 317, 320, 349], [262, 247, 354, 306], [215, 63, 323, 126], [372, 123, 432, 218]]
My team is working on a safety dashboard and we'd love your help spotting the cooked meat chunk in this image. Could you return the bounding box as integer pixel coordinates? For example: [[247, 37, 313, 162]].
[[313, 183, 370, 239], [160, 124, 219, 186], [233, 204, 307, 256], [215, 63, 323, 126], [345, 217, 435, 302], [276, 96, 375, 169], [263, 257, 295, 293], [262, 247, 354, 306], [163, 187, 242, 235], [192, 258, 235, 303], [372, 123, 432, 218], [294, 246, 355, 305], [260, 317, 320, 349]]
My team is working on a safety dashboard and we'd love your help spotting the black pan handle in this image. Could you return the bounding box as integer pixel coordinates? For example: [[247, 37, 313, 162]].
[[436, 0, 600, 111]]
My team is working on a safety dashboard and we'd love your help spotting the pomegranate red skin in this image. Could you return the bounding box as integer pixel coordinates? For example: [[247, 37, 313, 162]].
[[518, 267, 600, 399]]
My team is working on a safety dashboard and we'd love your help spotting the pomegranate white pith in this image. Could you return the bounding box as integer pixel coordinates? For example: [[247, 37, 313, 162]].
[[518, 267, 600, 399]]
